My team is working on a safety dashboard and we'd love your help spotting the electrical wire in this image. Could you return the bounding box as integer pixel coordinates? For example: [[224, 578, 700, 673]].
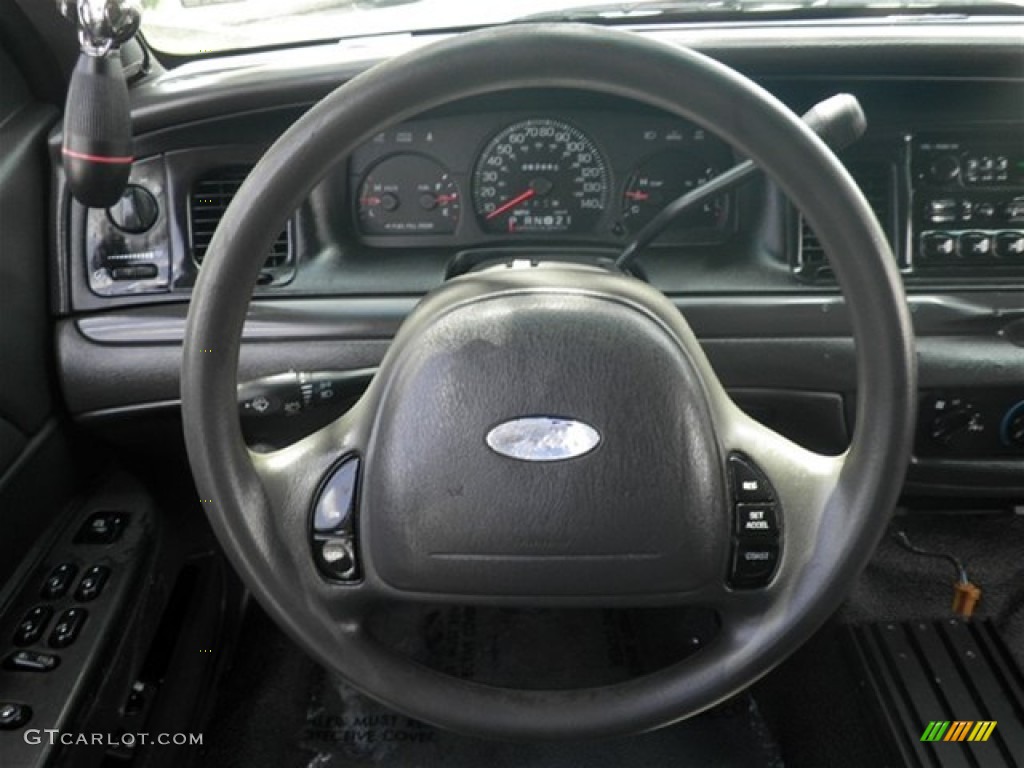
[[893, 530, 968, 584]]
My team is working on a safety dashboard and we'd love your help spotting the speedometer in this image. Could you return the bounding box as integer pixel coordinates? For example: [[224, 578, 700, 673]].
[[473, 119, 608, 235]]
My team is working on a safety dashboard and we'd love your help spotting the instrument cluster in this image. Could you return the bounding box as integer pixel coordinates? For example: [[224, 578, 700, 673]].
[[349, 109, 736, 248]]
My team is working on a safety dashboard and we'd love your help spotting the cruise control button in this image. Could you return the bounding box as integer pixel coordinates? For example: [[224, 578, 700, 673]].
[[41, 563, 78, 600], [736, 504, 779, 537], [14, 605, 53, 647], [0, 703, 31, 730], [3, 650, 60, 672], [730, 542, 780, 588], [728, 456, 773, 503], [75, 565, 110, 602], [48, 608, 87, 648], [995, 231, 1024, 259]]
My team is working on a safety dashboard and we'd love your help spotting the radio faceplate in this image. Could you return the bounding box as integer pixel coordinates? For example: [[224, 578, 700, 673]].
[[912, 133, 1024, 272]]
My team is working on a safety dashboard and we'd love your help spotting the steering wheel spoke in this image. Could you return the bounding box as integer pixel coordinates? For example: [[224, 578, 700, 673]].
[[248, 404, 378, 614], [250, 407, 365, 522]]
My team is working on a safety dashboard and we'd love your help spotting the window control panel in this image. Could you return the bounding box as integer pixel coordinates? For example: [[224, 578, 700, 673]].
[[9, 558, 113, 654], [727, 455, 783, 589], [0, 487, 151, 765]]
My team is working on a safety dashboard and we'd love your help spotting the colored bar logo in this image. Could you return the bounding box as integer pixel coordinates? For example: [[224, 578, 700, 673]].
[[921, 721, 997, 742]]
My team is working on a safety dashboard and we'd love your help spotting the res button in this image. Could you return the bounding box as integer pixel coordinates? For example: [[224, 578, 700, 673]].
[[728, 456, 774, 503]]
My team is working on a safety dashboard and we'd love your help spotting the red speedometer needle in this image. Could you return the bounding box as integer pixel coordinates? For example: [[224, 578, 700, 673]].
[[485, 188, 536, 220], [625, 191, 650, 201]]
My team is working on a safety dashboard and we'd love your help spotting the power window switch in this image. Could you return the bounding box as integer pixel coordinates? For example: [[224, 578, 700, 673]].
[[41, 563, 78, 600], [49, 608, 87, 648], [75, 565, 111, 602], [13, 605, 53, 647]]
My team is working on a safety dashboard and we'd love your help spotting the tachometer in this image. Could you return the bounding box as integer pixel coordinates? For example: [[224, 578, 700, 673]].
[[358, 154, 460, 235], [473, 119, 608, 235]]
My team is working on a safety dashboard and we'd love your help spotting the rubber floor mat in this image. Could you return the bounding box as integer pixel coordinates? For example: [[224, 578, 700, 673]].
[[298, 606, 784, 767]]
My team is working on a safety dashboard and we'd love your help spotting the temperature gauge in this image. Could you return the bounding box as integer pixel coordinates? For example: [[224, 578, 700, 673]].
[[357, 154, 460, 236], [622, 150, 727, 237]]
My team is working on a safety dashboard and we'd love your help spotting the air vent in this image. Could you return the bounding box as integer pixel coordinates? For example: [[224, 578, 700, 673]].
[[796, 160, 903, 280], [189, 167, 292, 270]]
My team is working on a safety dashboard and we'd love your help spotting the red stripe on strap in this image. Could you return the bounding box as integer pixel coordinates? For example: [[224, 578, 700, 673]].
[[62, 147, 134, 165]]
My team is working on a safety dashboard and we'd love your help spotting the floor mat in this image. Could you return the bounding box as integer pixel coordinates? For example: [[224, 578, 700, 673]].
[[297, 605, 784, 767]]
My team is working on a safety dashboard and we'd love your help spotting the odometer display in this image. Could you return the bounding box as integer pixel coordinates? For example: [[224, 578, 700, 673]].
[[473, 119, 608, 235]]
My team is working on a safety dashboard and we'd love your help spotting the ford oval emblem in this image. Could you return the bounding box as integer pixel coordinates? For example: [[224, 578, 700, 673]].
[[485, 417, 601, 462]]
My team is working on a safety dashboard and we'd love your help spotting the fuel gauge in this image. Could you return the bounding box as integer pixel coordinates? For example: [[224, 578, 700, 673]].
[[357, 154, 460, 236]]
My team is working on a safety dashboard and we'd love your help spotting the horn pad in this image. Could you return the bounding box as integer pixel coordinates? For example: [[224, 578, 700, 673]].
[[363, 267, 728, 598]]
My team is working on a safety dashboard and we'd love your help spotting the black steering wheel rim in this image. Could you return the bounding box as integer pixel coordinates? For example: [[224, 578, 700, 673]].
[[181, 23, 916, 740]]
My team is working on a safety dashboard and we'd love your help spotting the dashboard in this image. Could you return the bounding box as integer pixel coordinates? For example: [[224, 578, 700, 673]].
[[349, 110, 734, 247], [51, 20, 1024, 498]]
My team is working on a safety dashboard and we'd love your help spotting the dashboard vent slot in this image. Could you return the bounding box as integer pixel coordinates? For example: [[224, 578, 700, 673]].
[[189, 167, 291, 269], [796, 160, 902, 279]]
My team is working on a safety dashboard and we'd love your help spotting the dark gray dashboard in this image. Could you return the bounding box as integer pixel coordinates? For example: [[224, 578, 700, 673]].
[[51, 19, 1024, 496]]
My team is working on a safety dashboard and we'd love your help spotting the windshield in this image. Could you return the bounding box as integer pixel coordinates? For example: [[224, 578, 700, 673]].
[[142, 0, 1023, 56]]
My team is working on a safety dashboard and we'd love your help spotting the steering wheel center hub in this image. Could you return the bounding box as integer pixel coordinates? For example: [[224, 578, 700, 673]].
[[363, 265, 728, 597]]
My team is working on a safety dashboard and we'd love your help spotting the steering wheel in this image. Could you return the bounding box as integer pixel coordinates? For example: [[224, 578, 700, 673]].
[[181, 24, 916, 740]]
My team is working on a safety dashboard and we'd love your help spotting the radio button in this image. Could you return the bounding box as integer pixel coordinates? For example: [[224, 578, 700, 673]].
[[995, 232, 1024, 259], [974, 202, 997, 221], [925, 198, 958, 224], [959, 232, 992, 258], [1005, 197, 1024, 223]]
